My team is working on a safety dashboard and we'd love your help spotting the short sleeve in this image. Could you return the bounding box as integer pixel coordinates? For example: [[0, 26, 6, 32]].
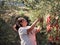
[[18, 27, 27, 35]]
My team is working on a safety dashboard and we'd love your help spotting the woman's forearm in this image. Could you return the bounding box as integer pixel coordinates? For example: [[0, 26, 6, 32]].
[[27, 18, 39, 33], [13, 24, 17, 32], [31, 19, 39, 29]]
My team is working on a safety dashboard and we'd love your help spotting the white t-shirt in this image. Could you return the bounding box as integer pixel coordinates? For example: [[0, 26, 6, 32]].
[[18, 26, 37, 45]]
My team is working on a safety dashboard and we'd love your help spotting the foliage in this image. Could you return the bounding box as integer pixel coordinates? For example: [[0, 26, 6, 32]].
[[0, 18, 20, 45], [0, 0, 60, 45]]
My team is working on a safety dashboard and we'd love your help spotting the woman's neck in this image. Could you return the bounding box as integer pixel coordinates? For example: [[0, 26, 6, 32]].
[[22, 25, 27, 27]]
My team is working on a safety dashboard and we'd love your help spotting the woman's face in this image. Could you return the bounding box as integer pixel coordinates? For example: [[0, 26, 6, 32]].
[[21, 19, 27, 27]]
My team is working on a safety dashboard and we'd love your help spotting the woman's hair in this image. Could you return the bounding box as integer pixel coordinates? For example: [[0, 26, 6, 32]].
[[14, 16, 21, 30], [16, 17, 25, 27], [15, 16, 22, 22], [15, 18, 25, 30]]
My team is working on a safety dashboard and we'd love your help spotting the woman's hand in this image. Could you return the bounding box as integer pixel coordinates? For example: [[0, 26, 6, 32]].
[[40, 17, 43, 22], [36, 26, 42, 33]]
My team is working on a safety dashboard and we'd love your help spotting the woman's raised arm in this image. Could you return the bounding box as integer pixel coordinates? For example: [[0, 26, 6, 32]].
[[27, 18, 40, 33]]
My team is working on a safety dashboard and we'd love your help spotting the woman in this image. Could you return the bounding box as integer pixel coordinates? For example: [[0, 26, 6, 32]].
[[17, 17, 41, 45]]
